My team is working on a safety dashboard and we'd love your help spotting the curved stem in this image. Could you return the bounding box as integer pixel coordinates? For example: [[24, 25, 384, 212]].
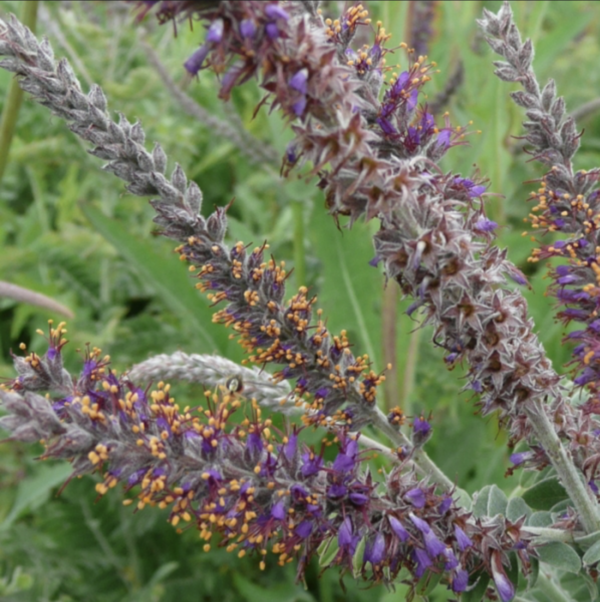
[[370, 405, 457, 493]]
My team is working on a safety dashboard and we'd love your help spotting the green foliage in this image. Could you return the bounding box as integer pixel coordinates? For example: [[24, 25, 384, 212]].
[[1, 1, 600, 601]]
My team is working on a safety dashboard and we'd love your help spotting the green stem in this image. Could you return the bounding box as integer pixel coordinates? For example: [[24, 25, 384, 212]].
[[292, 200, 306, 288], [525, 399, 600, 534], [535, 571, 576, 602], [400, 324, 421, 416], [522, 526, 574, 544], [382, 284, 398, 411], [370, 405, 459, 495], [0, 1, 38, 186]]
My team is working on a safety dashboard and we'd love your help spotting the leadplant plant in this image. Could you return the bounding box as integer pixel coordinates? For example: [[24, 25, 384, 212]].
[[1, 1, 600, 601]]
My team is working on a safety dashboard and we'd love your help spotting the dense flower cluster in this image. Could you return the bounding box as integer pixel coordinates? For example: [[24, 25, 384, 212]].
[[1, 2, 600, 600], [178, 233, 386, 428], [132, 3, 600, 530], [132, 0, 564, 442], [0, 322, 529, 597], [478, 3, 600, 491], [480, 5, 600, 405]]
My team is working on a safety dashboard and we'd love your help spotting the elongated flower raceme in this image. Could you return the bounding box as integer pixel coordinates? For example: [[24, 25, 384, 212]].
[[0, 322, 527, 595], [131, 0, 560, 439], [479, 2, 600, 495], [129, 1, 600, 535], [0, 14, 387, 432], [481, 2, 600, 402], [0, 4, 595, 600]]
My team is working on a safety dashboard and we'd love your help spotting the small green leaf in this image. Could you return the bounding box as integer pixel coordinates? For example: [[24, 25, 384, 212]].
[[487, 485, 509, 516], [583, 539, 600, 565], [352, 537, 366, 577], [537, 542, 582, 574], [472, 486, 492, 518], [506, 497, 532, 522], [575, 529, 600, 551], [522, 477, 568, 510], [318, 536, 339, 567], [526, 511, 553, 528]]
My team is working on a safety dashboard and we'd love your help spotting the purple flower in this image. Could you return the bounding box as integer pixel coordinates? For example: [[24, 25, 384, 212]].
[[439, 495, 452, 514], [240, 18, 256, 39], [413, 548, 432, 577], [271, 500, 286, 520], [301, 451, 323, 477], [265, 4, 289, 20], [413, 416, 431, 436], [295, 520, 313, 539], [454, 176, 486, 197], [265, 22, 280, 39], [389, 516, 410, 542], [443, 548, 459, 570], [452, 568, 469, 593], [405, 487, 426, 508], [206, 19, 224, 43], [510, 451, 533, 466], [338, 517, 360, 555], [409, 513, 445, 556], [364, 532, 385, 566], [327, 483, 347, 499], [376, 117, 397, 135], [491, 552, 515, 602], [407, 88, 419, 111], [437, 129, 451, 147], [454, 525, 473, 551], [475, 216, 498, 232], [184, 45, 210, 76], [283, 432, 298, 460], [289, 69, 308, 95], [349, 492, 369, 506]]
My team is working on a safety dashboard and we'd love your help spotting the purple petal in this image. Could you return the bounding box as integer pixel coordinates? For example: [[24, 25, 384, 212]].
[[454, 525, 473, 551], [206, 19, 224, 43], [409, 513, 430, 534], [240, 18, 256, 38], [289, 68, 308, 94], [452, 568, 469, 593], [405, 488, 426, 508], [424, 530, 446, 557], [364, 532, 385, 565], [265, 22, 280, 39], [265, 4, 289, 20], [184, 45, 210, 76], [389, 516, 410, 542], [271, 500, 286, 520], [295, 520, 313, 539], [475, 217, 498, 232], [413, 548, 432, 577]]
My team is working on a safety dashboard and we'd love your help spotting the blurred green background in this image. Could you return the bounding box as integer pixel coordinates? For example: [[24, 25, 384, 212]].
[[0, 1, 599, 600]]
